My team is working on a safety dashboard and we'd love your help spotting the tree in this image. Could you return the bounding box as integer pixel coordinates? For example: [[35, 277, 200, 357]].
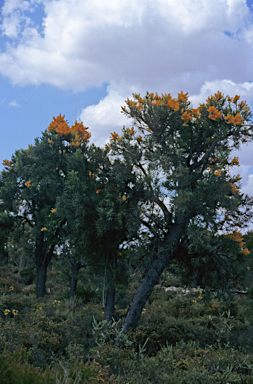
[[0, 115, 90, 297], [108, 91, 253, 332], [57, 144, 142, 320]]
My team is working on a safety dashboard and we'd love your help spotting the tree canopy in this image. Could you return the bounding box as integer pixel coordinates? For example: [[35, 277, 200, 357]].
[[0, 115, 90, 297], [108, 91, 253, 331]]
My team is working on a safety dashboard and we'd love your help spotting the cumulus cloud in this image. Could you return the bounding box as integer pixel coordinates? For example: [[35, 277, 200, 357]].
[[190, 79, 253, 106], [78, 82, 141, 146], [0, 0, 252, 93]]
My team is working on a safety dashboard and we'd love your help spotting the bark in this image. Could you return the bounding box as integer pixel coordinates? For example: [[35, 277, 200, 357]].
[[122, 224, 184, 333], [35, 219, 66, 298], [122, 251, 169, 333], [104, 288, 116, 322], [35, 235, 54, 298], [69, 261, 82, 299], [36, 264, 47, 298]]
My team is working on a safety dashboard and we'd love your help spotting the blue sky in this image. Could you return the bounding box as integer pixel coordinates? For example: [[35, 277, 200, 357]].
[[1, 0, 253, 199]]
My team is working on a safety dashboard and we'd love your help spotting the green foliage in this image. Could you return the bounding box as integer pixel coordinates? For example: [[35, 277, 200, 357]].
[[1, 266, 253, 383], [0, 347, 55, 384]]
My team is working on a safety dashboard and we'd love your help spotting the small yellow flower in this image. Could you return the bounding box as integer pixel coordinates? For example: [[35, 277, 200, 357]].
[[192, 300, 197, 303], [37, 306, 43, 311], [4, 309, 11, 316], [51, 208, 57, 213], [41, 227, 47, 231], [12, 309, 18, 316], [9, 286, 14, 291]]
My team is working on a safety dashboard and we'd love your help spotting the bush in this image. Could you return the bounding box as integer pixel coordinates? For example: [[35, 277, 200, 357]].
[[0, 347, 55, 384]]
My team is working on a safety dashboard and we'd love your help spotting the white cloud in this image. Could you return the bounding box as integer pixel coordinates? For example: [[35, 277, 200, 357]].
[[190, 79, 253, 106], [242, 172, 253, 195], [9, 100, 20, 107], [79, 83, 137, 146], [0, 0, 252, 93]]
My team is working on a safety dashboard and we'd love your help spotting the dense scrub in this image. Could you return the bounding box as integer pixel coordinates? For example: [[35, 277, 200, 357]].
[[1, 266, 253, 383]]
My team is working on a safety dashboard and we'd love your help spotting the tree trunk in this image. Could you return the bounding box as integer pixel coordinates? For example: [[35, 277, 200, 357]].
[[69, 261, 82, 299], [122, 251, 169, 333], [122, 224, 184, 333], [104, 288, 115, 322], [35, 233, 55, 298], [36, 264, 47, 298]]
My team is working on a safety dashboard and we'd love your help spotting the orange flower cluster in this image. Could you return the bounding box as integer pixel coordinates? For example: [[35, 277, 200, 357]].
[[25, 180, 32, 188], [207, 106, 222, 121], [110, 132, 119, 141], [213, 91, 223, 101], [2, 159, 13, 170], [233, 95, 240, 103], [210, 301, 217, 309], [238, 100, 250, 113], [123, 92, 189, 114], [71, 121, 91, 147], [48, 114, 90, 146], [177, 91, 189, 102], [153, 100, 161, 107], [229, 182, 238, 194], [180, 107, 200, 125], [167, 99, 179, 111], [225, 230, 250, 255], [181, 111, 193, 125], [126, 127, 136, 135], [192, 108, 200, 118], [214, 169, 222, 176], [224, 113, 243, 126], [206, 92, 224, 104], [230, 157, 240, 166], [234, 174, 242, 182]]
